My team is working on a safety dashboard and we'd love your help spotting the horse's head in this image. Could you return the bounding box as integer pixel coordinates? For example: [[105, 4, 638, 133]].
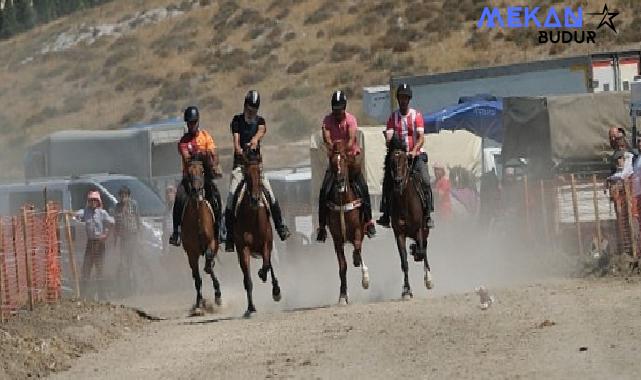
[[388, 136, 409, 194], [187, 153, 206, 199], [329, 140, 349, 192], [243, 147, 263, 208]]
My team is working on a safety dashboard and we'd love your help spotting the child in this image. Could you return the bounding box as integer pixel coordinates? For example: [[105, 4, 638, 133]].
[[74, 190, 114, 293]]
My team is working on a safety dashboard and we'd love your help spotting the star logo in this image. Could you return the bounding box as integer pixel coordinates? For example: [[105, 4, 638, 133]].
[[587, 4, 619, 33]]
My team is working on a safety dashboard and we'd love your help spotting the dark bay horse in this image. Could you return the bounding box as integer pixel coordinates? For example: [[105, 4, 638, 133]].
[[234, 149, 281, 317], [181, 155, 221, 315], [388, 136, 433, 300], [326, 141, 370, 305]]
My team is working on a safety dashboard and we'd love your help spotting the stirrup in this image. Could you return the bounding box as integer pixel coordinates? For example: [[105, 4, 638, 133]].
[[169, 231, 181, 246], [277, 225, 291, 241], [376, 215, 390, 228], [316, 227, 327, 242], [224, 240, 234, 252]]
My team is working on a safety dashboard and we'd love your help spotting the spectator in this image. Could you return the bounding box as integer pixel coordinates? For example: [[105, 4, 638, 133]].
[[74, 190, 114, 297], [113, 186, 141, 292], [433, 163, 452, 222]]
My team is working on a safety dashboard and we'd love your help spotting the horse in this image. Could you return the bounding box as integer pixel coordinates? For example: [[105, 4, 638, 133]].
[[325, 140, 370, 305], [388, 136, 433, 300], [234, 148, 281, 317], [181, 154, 222, 316]]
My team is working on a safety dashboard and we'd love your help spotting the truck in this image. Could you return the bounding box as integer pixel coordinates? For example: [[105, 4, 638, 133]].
[[24, 121, 186, 194], [387, 50, 640, 114]]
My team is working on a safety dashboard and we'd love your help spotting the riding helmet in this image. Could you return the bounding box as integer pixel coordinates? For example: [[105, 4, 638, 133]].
[[396, 83, 412, 99], [184, 106, 199, 123], [244, 90, 260, 109], [331, 90, 347, 110]]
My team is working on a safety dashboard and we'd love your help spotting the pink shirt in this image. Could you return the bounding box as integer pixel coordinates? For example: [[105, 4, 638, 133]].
[[322, 112, 361, 155], [386, 108, 425, 153]]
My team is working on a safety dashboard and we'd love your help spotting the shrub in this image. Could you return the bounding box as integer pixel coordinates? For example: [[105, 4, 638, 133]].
[[330, 42, 362, 62], [286, 60, 309, 74], [201, 94, 224, 110], [120, 107, 146, 125], [304, 7, 332, 25], [284, 31, 296, 41], [239, 70, 267, 86], [62, 94, 87, 114]]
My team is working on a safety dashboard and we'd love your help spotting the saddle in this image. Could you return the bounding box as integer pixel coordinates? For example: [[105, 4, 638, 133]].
[[232, 179, 270, 217]]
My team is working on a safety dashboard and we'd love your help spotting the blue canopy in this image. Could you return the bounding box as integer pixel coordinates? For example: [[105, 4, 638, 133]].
[[424, 99, 503, 142]]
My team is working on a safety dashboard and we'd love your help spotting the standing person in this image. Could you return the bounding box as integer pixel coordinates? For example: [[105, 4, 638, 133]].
[[377, 83, 434, 229], [74, 190, 114, 297], [113, 186, 141, 293], [162, 184, 176, 253], [433, 163, 453, 222], [223, 90, 291, 252], [316, 90, 376, 242], [168, 106, 223, 246]]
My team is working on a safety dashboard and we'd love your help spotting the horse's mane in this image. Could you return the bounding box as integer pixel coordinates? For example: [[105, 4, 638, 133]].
[[388, 133, 407, 153]]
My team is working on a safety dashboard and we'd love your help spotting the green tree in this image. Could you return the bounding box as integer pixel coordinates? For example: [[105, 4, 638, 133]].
[[33, 0, 54, 24], [0, 0, 18, 39], [15, 0, 35, 31]]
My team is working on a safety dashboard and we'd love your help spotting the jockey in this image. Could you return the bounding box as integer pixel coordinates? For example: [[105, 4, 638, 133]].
[[224, 90, 291, 252], [316, 90, 377, 242], [169, 106, 223, 246], [377, 83, 435, 229]]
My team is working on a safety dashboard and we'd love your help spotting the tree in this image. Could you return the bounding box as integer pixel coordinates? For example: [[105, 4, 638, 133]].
[[33, 0, 54, 24], [15, 0, 35, 31], [0, 0, 18, 39]]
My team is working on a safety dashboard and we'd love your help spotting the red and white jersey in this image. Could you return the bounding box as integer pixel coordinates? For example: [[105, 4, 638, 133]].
[[386, 108, 425, 152]]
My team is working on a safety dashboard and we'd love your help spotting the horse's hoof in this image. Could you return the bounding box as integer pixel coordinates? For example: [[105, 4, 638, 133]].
[[338, 295, 349, 306], [425, 272, 434, 290], [361, 267, 370, 290], [190, 307, 204, 317], [215, 295, 223, 307], [258, 268, 268, 283]]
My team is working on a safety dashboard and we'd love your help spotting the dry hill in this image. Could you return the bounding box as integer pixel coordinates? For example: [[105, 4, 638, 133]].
[[0, 0, 640, 179]]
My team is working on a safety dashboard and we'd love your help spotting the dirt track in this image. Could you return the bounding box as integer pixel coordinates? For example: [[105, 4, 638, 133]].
[[41, 222, 641, 380], [49, 277, 641, 380]]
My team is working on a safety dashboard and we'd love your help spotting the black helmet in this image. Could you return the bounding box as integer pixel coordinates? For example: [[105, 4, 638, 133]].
[[331, 90, 347, 110], [244, 90, 260, 109], [184, 106, 199, 123], [396, 83, 412, 99]]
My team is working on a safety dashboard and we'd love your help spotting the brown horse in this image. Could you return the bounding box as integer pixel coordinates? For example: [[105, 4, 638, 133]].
[[326, 141, 370, 305], [181, 156, 221, 315], [234, 149, 281, 317], [388, 136, 433, 300]]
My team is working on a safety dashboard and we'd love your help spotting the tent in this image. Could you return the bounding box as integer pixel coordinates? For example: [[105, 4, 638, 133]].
[[502, 91, 631, 178], [310, 127, 482, 207], [423, 99, 503, 142]]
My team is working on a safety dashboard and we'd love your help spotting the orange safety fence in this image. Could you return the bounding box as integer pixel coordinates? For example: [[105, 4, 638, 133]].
[[0, 203, 62, 321]]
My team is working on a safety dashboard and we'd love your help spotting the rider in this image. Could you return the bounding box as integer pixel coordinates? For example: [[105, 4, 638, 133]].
[[377, 83, 435, 229], [169, 106, 223, 246], [224, 90, 291, 252], [316, 90, 376, 242]]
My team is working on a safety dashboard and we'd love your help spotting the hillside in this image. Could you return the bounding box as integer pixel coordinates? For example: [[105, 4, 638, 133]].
[[0, 0, 640, 179]]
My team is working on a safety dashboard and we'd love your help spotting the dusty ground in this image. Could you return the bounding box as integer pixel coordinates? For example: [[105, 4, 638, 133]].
[[49, 277, 641, 380], [3, 224, 640, 379], [0, 300, 146, 379]]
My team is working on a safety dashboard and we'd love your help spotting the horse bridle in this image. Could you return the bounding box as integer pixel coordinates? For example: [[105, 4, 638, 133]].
[[188, 159, 206, 201], [392, 149, 413, 194], [243, 149, 264, 207]]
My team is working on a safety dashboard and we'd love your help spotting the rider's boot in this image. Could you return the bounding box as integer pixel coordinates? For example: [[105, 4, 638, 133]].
[[169, 226, 181, 246], [224, 208, 235, 252], [270, 201, 291, 241]]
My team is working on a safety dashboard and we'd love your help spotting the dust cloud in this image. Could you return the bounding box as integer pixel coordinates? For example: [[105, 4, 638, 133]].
[[105, 209, 577, 319]]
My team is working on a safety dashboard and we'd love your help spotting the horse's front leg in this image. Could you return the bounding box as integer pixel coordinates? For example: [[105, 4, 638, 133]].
[[188, 253, 204, 315], [352, 238, 369, 290], [395, 232, 412, 300], [237, 246, 256, 317], [334, 241, 348, 305], [208, 254, 222, 306]]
